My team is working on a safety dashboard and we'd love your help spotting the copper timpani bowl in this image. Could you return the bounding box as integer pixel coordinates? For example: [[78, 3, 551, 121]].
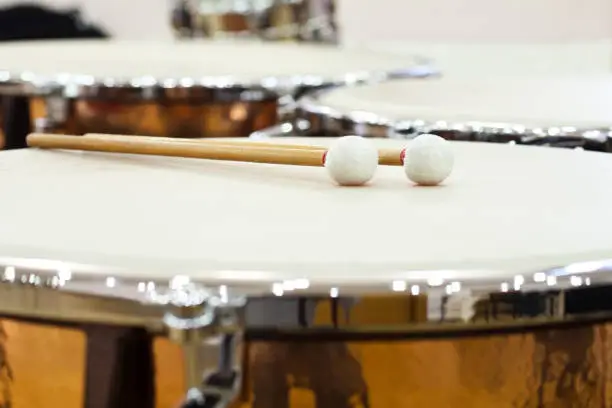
[[2, 262, 612, 408]]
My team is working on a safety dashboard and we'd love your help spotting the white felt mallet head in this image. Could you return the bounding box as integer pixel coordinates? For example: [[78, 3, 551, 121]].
[[402, 134, 454, 186], [324, 136, 379, 186]]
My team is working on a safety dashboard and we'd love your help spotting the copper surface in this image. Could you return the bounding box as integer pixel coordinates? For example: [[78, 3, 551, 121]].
[[242, 321, 612, 408], [3, 295, 612, 408], [0, 319, 184, 408], [195, 13, 251, 34], [0, 324, 10, 408], [240, 297, 612, 407], [0, 320, 84, 408], [29, 98, 279, 138]]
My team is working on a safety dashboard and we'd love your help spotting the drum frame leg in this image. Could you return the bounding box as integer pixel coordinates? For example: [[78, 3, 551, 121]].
[[179, 333, 243, 408], [83, 324, 155, 408], [162, 287, 246, 408], [2, 96, 31, 149]]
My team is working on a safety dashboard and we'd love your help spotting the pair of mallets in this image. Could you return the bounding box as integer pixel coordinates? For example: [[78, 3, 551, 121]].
[[26, 133, 454, 186]]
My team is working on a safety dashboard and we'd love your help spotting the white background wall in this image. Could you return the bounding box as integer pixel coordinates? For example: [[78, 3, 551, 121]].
[[338, 0, 612, 45], [0, 0, 175, 40], [1, 0, 611, 73], [0, 0, 610, 44]]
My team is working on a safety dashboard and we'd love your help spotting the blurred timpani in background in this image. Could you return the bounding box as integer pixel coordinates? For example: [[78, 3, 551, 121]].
[[0, 39, 434, 150], [259, 75, 612, 152], [170, 0, 339, 43]]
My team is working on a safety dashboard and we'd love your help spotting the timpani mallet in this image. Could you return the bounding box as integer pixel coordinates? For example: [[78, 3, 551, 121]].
[[27, 133, 387, 186], [83, 133, 405, 167], [83, 133, 456, 186]]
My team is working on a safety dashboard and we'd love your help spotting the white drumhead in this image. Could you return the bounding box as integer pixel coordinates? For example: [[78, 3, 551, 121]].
[[1, 139, 612, 286], [0, 39, 420, 84], [318, 76, 612, 128], [362, 42, 612, 75]]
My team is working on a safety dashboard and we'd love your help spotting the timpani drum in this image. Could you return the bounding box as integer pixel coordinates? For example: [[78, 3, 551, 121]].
[[258, 76, 612, 151], [0, 39, 432, 149], [2, 138, 612, 408]]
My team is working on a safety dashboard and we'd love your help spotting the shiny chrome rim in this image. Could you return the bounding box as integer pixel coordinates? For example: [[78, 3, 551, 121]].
[[0, 256, 610, 334], [0, 65, 438, 102], [295, 89, 612, 151]]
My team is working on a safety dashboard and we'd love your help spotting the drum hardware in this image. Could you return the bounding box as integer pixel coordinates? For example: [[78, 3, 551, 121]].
[[2, 261, 612, 327], [152, 280, 246, 407], [179, 334, 242, 408], [0, 266, 565, 329]]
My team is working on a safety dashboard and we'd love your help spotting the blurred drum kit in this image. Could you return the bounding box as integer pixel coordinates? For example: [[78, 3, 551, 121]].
[[171, 0, 338, 43], [1, 1, 612, 408]]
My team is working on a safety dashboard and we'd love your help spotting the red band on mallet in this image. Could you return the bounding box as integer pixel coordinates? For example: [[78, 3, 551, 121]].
[[400, 148, 406, 165]]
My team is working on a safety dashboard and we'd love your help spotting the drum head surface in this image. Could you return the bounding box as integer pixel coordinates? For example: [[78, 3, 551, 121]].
[[317, 76, 612, 128], [0, 40, 420, 85], [0, 139, 611, 285], [363, 41, 612, 75]]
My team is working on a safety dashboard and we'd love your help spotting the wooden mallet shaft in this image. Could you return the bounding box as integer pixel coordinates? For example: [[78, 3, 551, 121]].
[[27, 133, 330, 167], [82, 133, 404, 166], [84, 133, 326, 151]]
